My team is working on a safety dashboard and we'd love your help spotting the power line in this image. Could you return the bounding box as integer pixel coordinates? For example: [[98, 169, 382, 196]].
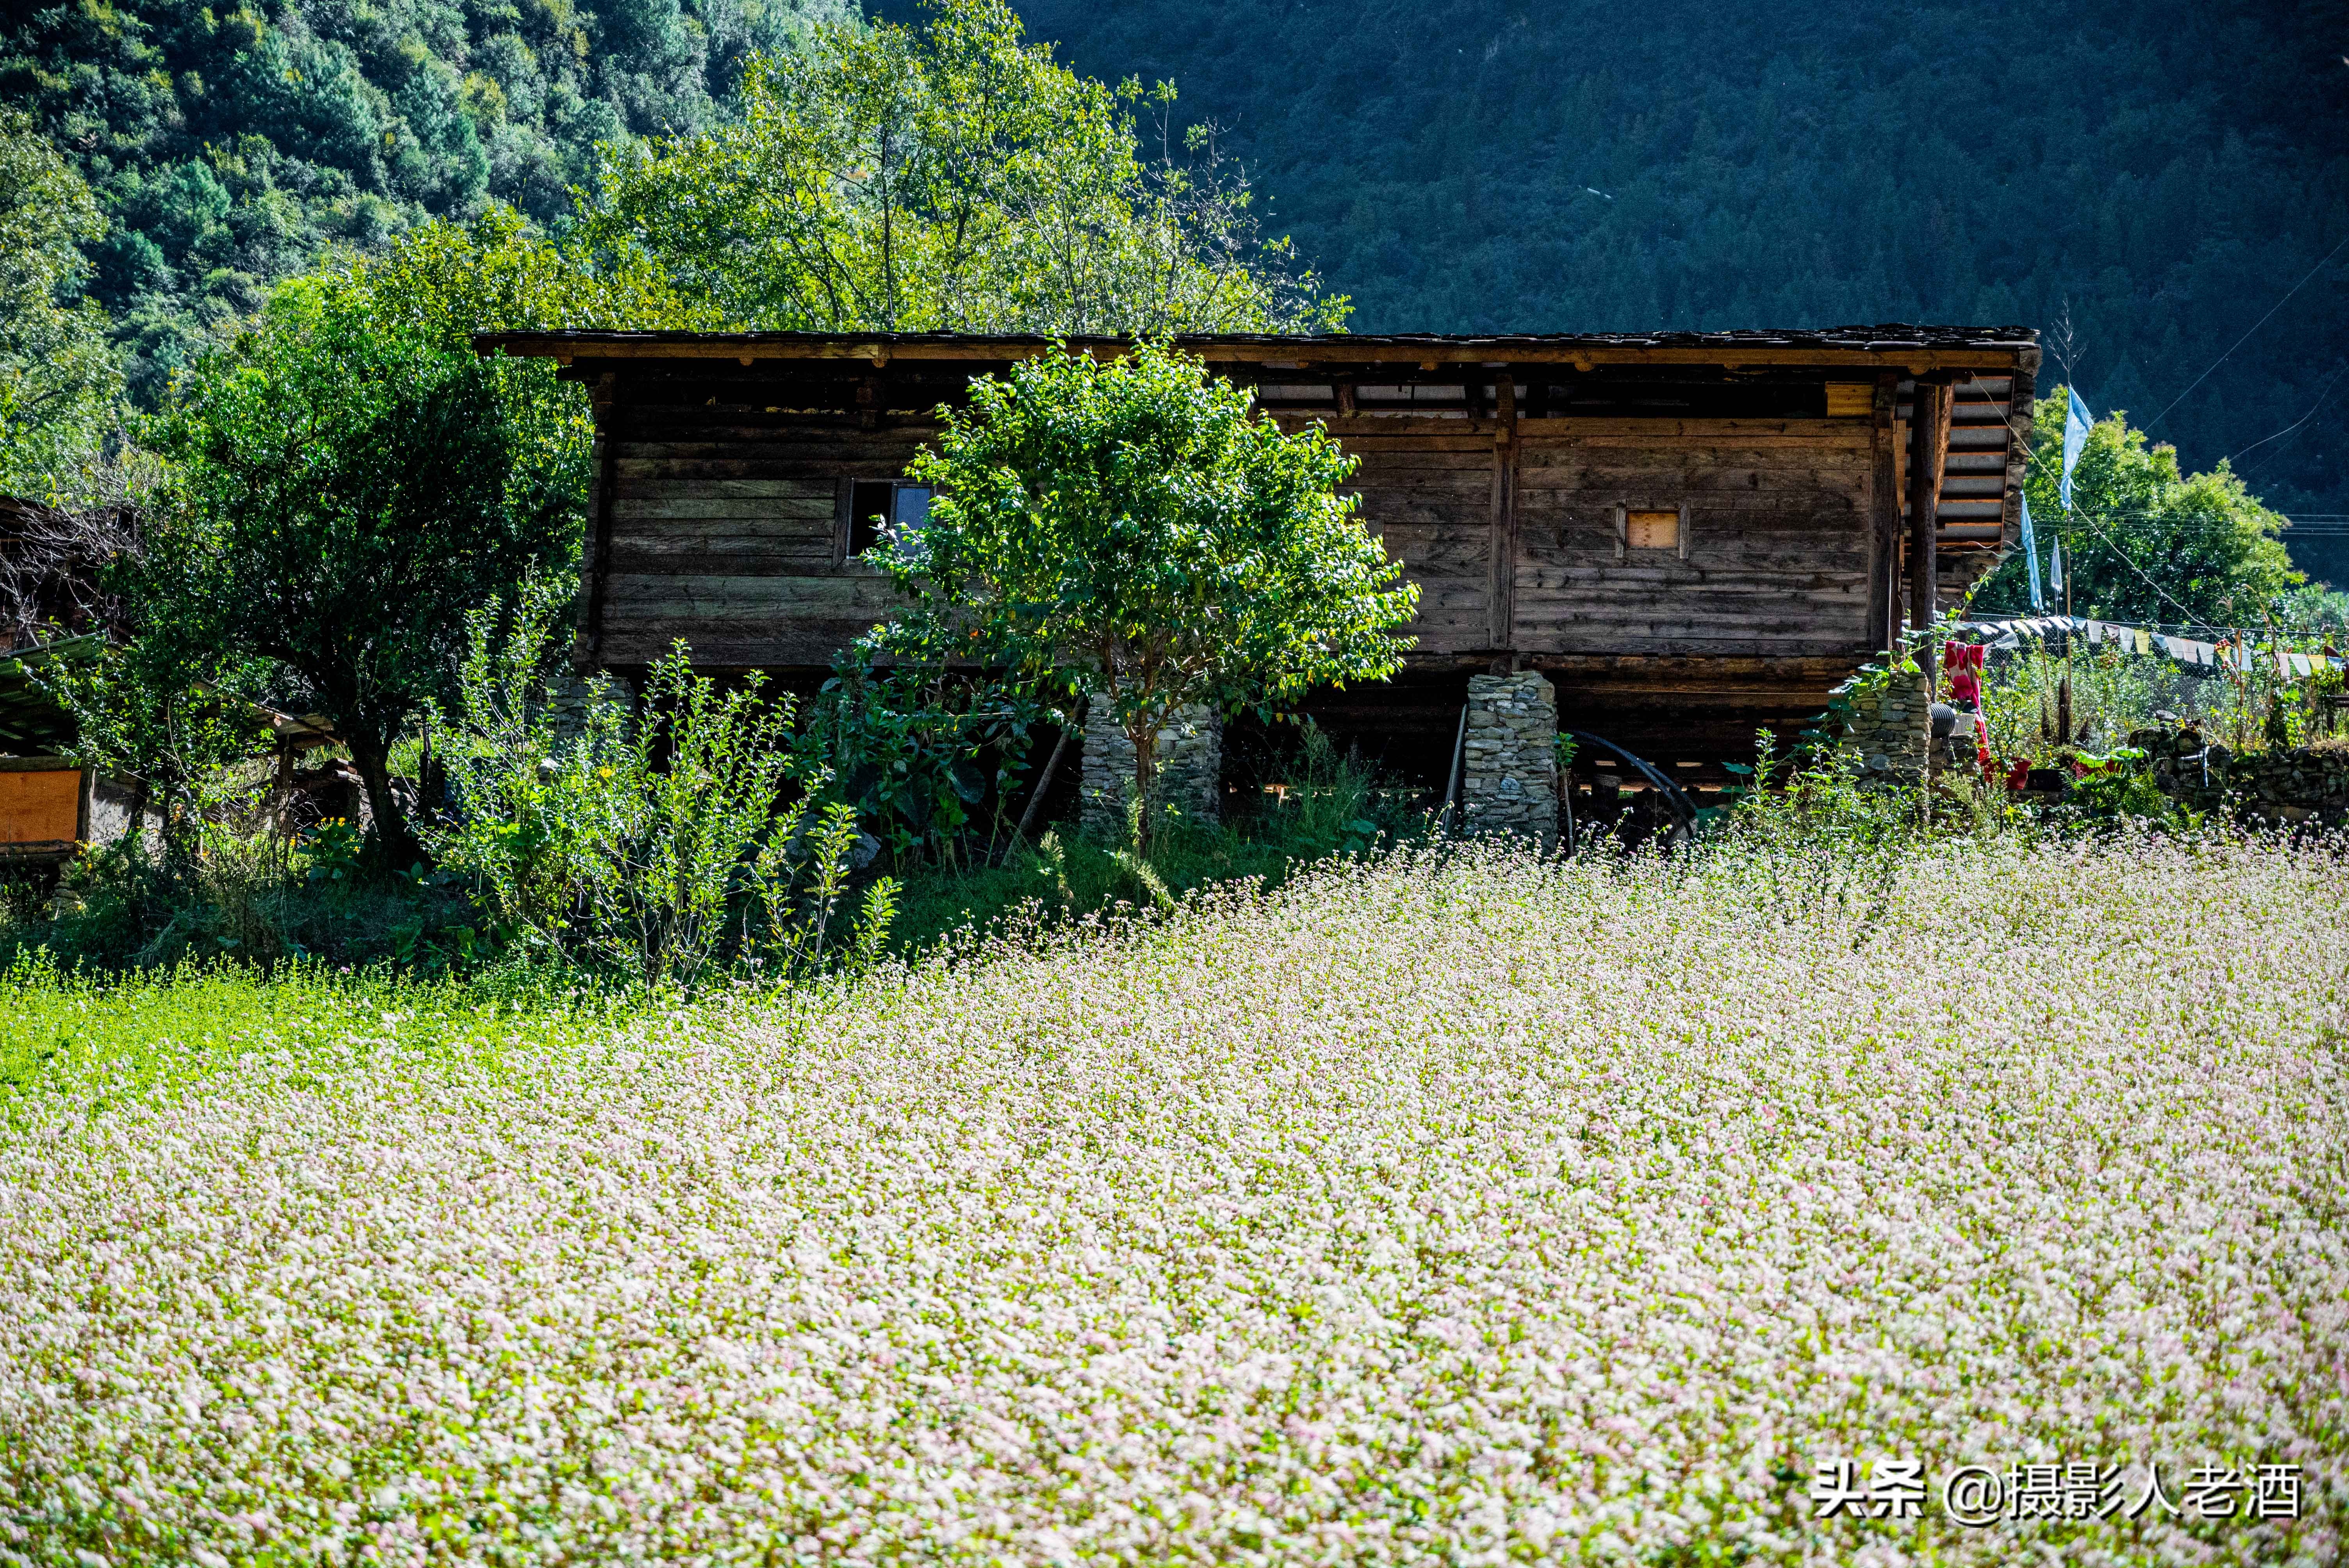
[[2224, 358, 2349, 468], [2144, 232, 2349, 433]]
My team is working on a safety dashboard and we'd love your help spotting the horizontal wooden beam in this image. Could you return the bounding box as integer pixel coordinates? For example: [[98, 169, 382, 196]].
[[1532, 654, 1867, 680]]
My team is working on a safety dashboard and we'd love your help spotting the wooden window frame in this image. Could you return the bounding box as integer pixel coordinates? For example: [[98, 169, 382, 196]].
[[838, 478, 933, 567], [1613, 502, 1692, 562]]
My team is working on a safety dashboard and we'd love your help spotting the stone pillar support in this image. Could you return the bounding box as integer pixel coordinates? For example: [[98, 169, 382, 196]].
[[1461, 672, 1558, 847], [1079, 696, 1221, 836], [1835, 670, 1931, 782]]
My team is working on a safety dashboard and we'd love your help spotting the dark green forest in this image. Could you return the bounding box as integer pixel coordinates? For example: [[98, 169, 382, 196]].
[[1, 0, 849, 399], [8, 0, 2349, 581], [955, 0, 2349, 583]]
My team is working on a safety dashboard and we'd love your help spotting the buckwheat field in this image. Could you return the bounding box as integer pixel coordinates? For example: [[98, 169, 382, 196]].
[[3, 835, 2344, 1566]]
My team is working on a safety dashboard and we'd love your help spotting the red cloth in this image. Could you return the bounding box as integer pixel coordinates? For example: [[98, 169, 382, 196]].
[[1943, 641, 1985, 707]]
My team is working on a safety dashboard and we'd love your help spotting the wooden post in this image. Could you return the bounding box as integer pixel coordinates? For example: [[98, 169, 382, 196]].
[[1907, 379, 1953, 666], [1440, 702, 1468, 835], [1868, 372, 1902, 653], [1007, 696, 1084, 857], [579, 371, 619, 672], [1489, 374, 1518, 651], [2001, 355, 2039, 584]]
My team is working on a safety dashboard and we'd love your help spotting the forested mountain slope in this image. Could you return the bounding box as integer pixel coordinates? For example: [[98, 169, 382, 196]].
[[996, 0, 2349, 579], [2, 0, 848, 398], [8, 0, 2349, 580]]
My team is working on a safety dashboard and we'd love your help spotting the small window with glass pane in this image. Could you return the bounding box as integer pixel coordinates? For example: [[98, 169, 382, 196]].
[[848, 481, 934, 559]]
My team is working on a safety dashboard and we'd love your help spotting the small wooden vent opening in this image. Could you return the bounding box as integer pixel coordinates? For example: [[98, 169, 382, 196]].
[[1615, 503, 1690, 560], [1626, 510, 1680, 549], [1825, 381, 1875, 418]]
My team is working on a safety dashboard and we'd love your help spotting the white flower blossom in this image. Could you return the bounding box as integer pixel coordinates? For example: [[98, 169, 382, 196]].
[[1, 835, 2342, 1565]]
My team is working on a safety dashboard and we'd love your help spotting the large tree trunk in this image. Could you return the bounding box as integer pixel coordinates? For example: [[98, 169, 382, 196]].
[[346, 729, 423, 870]]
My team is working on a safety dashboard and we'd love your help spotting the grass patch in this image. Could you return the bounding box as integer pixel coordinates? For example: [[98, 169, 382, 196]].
[[0, 954, 655, 1109], [890, 727, 1426, 953], [891, 824, 1305, 954]]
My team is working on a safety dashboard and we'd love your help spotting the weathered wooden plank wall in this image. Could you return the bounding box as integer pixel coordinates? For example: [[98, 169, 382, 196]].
[[593, 401, 932, 668], [592, 382, 1887, 670], [1513, 418, 1875, 657], [1292, 420, 1499, 654]]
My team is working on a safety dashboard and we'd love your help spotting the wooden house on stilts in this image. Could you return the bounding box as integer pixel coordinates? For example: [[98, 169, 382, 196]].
[[476, 326, 2038, 839]]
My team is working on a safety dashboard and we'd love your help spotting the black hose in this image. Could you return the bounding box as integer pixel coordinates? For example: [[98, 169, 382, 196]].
[[1561, 730, 1700, 828]]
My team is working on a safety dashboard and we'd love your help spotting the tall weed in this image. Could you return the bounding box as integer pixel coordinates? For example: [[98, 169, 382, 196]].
[[431, 610, 895, 988]]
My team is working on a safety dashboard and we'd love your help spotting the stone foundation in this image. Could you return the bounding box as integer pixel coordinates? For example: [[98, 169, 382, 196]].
[[544, 663, 617, 740], [1460, 672, 1558, 847], [1835, 670, 1931, 781], [1079, 698, 1222, 836]]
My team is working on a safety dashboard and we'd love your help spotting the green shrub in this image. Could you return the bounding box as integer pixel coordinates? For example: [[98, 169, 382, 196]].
[[888, 727, 1425, 953], [1237, 726, 1418, 857], [1716, 729, 1930, 852], [431, 612, 895, 988], [789, 652, 1042, 868], [2057, 746, 2199, 830], [0, 829, 486, 975]]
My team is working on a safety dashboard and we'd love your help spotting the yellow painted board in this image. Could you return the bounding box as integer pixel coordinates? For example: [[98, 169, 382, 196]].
[[0, 768, 80, 846]]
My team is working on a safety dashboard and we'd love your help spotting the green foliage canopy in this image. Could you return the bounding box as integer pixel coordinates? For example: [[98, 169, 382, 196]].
[[582, 0, 1343, 334], [0, 109, 122, 506], [1975, 391, 2297, 627], [35, 210, 688, 875], [1, 0, 850, 400], [41, 625, 273, 874], [872, 342, 1416, 839], [143, 261, 592, 865], [342, 206, 718, 347]]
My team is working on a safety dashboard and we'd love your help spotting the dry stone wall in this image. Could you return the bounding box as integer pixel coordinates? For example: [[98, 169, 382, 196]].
[[543, 665, 620, 741], [2142, 727, 2349, 828], [1080, 698, 1222, 836], [1461, 672, 1558, 848], [1835, 670, 1931, 781]]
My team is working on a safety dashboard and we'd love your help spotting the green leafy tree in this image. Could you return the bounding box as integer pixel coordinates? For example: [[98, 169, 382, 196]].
[[580, 0, 1343, 335], [40, 622, 272, 876], [348, 207, 719, 347], [0, 109, 123, 507], [104, 209, 690, 870], [145, 269, 590, 868], [3, 0, 851, 402], [1978, 391, 2297, 626], [871, 342, 1416, 847]]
